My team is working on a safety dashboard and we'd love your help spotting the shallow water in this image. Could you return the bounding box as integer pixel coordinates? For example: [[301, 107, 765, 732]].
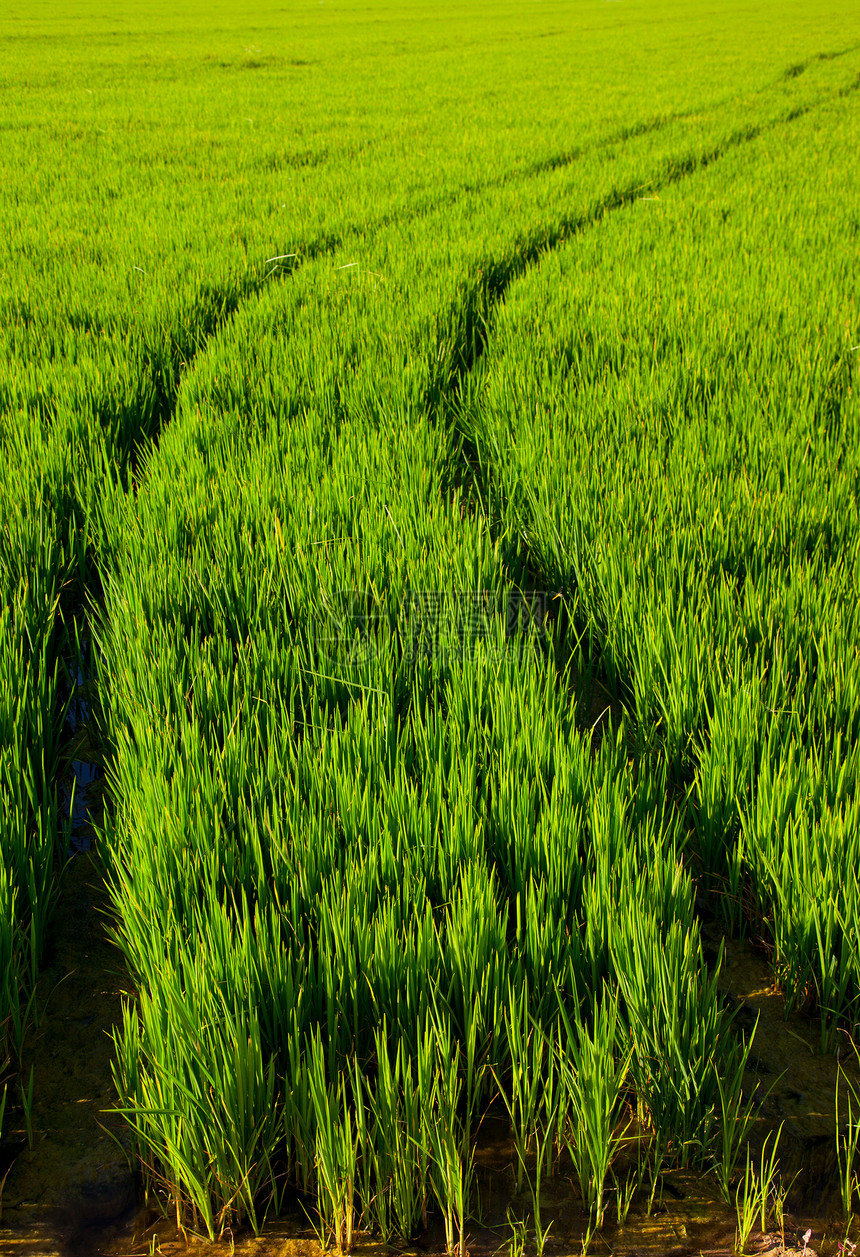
[[0, 856, 137, 1257]]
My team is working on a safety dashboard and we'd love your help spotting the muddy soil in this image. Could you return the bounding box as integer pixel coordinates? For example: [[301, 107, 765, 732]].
[[0, 855, 137, 1257]]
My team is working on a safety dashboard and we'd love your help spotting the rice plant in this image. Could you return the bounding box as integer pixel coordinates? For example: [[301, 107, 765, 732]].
[[556, 991, 632, 1231], [838, 1068, 860, 1219], [3, 0, 860, 1242], [734, 1127, 785, 1255]]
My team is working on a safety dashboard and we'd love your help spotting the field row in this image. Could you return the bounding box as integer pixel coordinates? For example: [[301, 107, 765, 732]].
[[98, 82, 860, 1238]]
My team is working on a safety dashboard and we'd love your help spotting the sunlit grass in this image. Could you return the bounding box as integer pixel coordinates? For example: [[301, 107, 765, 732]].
[[1, 0, 859, 1242]]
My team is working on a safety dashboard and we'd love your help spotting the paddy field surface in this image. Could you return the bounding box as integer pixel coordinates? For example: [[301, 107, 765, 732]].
[[1, 1, 859, 1254]]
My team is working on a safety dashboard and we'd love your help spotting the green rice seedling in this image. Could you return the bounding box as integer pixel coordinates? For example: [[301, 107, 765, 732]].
[[268, 997, 316, 1194], [504, 1208, 528, 1257], [496, 1005, 560, 1252], [533, 1209, 554, 1257], [364, 1027, 428, 1242], [771, 1172, 796, 1254], [734, 1169, 758, 1255], [579, 1213, 597, 1257], [734, 1126, 784, 1255], [0, 521, 66, 1137], [498, 980, 549, 1195], [110, 959, 285, 1239], [308, 1036, 359, 1254], [349, 1060, 375, 1241], [418, 1018, 474, 1257], [615, 1158, 644, 1227], [0, 871, 20, 1069], [401, 1064, 431, 1239], [612, 903, 739, 1166], [556, 991, 632, 1231], [740, 743, 860, 1049], [645, 1135, 668, 1219], [837, 1069, 860, 1219], [442, 865, 506, 1125], [538, 1018, 567, 1181], [713, 1020, 762, 1204], [19, 1064, 34, 1153]]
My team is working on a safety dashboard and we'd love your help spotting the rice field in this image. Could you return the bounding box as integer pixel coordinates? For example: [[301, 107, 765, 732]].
[[1, 0, 859, 1252]]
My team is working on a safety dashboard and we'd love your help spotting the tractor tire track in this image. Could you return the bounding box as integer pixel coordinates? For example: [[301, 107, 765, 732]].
[[422, 66, 860, 755], [436, 67, 860, 493], [134, 39, 860, 488]]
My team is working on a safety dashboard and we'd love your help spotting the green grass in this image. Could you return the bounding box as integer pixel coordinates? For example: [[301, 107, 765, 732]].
[[1, 0, 859, 1241], [458, 90, 860, 1049]]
